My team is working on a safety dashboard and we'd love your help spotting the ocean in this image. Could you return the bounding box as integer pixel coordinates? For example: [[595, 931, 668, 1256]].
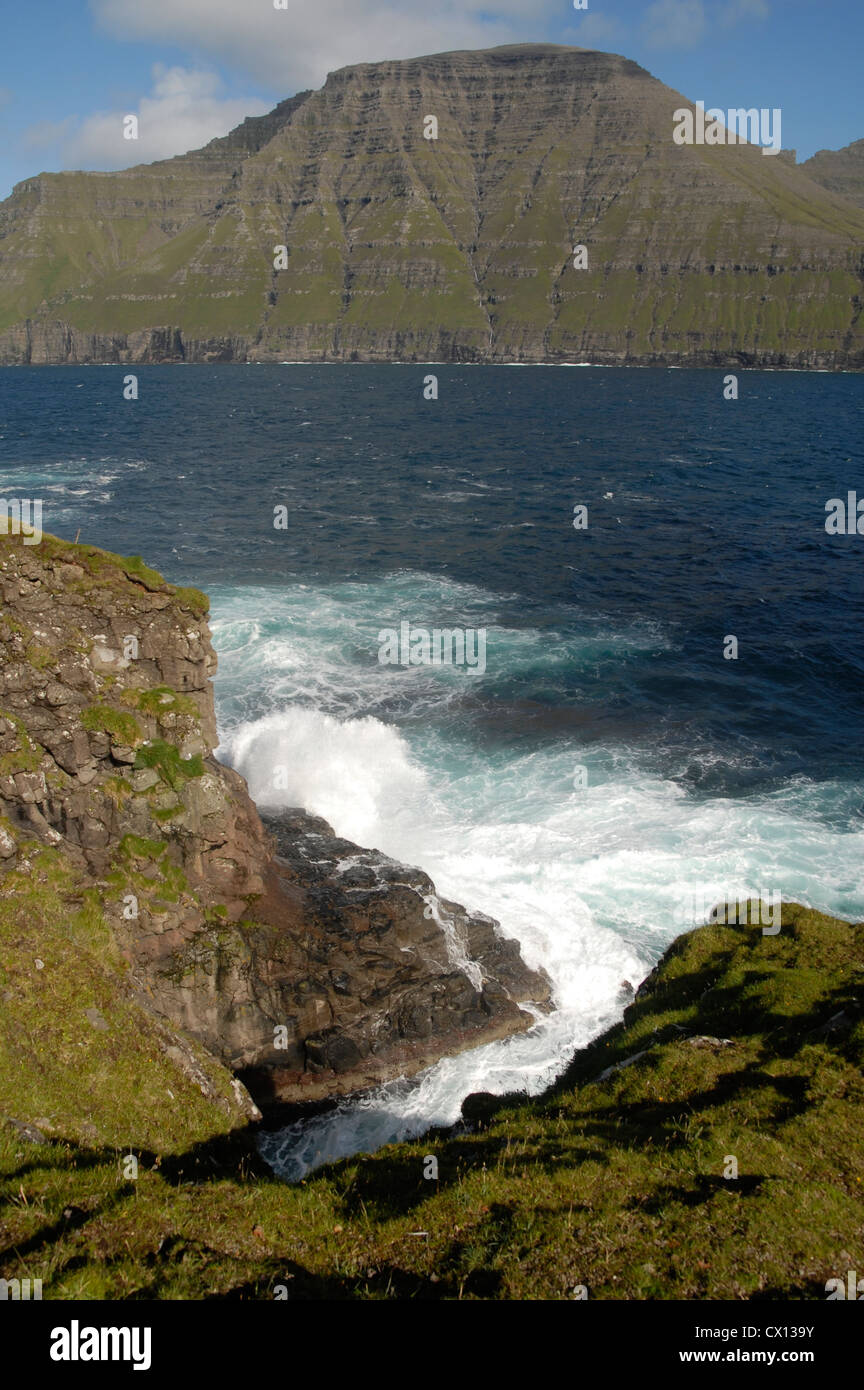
[[2, 363, 862, 1178]]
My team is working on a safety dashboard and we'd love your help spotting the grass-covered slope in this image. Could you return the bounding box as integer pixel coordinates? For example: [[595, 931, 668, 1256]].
[[2, 901, 860, 1299], [2, 46, 864, 366], [0, 847, 252, 1155], [0, 532, 259, 1164]]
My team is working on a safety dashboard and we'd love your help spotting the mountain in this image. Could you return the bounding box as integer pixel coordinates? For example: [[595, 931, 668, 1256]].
[[1, 44, 863, 368], [803, 138, 864, 210]]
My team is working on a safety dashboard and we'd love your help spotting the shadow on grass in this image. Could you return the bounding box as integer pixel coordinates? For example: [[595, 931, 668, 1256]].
[[318, 940, 862, 1223], [2, 908, 860, 1296], [630, 1173, 767, 1214], [204, 1259, 462, 1300], [750, 1279, 829, 1301]]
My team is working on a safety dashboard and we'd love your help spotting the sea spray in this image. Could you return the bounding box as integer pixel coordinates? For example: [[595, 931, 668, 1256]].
[[213, 582, 864, 1177]]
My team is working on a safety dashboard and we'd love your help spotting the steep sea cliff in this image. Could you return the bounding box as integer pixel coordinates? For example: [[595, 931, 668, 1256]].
[[2, 45, 863, 369]]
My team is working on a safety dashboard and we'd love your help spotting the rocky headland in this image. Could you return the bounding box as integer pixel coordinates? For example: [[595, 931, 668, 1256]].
[[0, 530, 549, 1148]]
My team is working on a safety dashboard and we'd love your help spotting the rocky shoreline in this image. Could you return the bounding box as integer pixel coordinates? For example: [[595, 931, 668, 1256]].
[[0, 531, 549, 1132], [2, 324, 861, 371], [2, 530, 861, 1297]]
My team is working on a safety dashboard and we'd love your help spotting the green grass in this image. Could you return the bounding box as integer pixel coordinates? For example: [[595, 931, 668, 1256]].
[[2, 901, 861, 1299], [80, 705, 142, 746], [171, 586, 209, 618], [133, 739, 205, 792], [0, 848, 246, 1159]]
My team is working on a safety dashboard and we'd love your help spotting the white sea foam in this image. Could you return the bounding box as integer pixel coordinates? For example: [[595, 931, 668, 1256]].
[[220, 707, 426, 849], [210, 578, 864, 1179]]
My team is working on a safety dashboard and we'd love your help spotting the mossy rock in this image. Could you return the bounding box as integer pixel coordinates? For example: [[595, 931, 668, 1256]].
[[0, 711, 44, 776], [80, 704, 143, 745], [124, 685, 199, 719], [134, 739, 205, 792]]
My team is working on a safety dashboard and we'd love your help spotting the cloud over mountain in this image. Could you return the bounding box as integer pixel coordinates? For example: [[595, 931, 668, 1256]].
[[25, 64, 269, 170]]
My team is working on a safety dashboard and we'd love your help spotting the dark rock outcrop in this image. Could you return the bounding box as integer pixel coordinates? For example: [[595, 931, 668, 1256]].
[[238, 808, 550, 1102], [0, 532, 550, 1109]]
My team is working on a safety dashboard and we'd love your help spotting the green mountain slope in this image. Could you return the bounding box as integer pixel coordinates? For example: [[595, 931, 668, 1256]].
[[1, 45, 863, 367]]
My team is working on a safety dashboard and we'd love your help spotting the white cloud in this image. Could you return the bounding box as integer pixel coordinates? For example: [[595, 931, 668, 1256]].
[[642, 0, 707, 49], [89, 0, 563, 93], [24, 64, 269, 169]]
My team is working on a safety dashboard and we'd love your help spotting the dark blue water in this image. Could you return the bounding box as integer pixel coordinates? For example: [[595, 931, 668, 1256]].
[[2, 365, 861, 790], [2, 364, 862, 1174]]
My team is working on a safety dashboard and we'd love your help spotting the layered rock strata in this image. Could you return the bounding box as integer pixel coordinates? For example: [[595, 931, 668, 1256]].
[[1, 46, 863, 368]]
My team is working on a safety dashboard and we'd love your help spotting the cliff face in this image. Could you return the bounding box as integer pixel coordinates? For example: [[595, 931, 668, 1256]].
[[803, 139, 864, 209], [0, 533, 549, 1123], [1, 44, 863, 368]]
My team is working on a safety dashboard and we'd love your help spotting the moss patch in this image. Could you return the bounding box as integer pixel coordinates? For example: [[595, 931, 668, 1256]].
[[0, 711, 44, 776], [134, 739, 204, 792], [80, 704, 142, 746], [124, 685, 199, 719]]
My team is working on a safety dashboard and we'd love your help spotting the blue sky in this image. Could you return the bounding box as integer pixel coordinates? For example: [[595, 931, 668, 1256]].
[[1, 0, 862, 200]]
